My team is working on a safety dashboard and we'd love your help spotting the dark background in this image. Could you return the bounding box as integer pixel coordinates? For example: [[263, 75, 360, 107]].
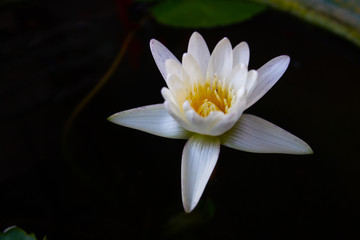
[[1, 0, 360, 239]]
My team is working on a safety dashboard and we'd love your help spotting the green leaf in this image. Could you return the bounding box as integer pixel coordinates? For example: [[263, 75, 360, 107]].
[[150, 0, 266, 28], [0, 227, 38, 240]]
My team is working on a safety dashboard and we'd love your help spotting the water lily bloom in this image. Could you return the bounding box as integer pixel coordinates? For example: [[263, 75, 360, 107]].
[[108, 32, 312, 213]]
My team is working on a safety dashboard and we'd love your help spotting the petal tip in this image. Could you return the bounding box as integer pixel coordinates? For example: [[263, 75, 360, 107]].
[[239, 41, 249, 47], [149, 38, 157, 48], [107, 113, 119, 123], [191, 31, 202, 38], [107, 115, 114, 122], [280, 55, 291, 65], [294, 137, 313, 155], [183, 204, 195, 213], [303, 144, 314, 155], [219, 37, 231, 47], [290, 140, 314, 155]]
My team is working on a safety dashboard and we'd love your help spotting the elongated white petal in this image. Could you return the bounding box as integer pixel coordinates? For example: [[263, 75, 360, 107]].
[[233, 41, 250, 67], [182, 53, 204, 84], [207, 37, 233, 81], [220, 114, 313, 154], [188, 32, 210, 79], [150, 39, 180, 83], [245, 55, 290, 109], [182, 134, 220, 213], [108, 104, 191, 139]]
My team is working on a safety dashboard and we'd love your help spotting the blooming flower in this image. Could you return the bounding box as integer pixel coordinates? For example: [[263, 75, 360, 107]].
[[108, 32, 313, 213]]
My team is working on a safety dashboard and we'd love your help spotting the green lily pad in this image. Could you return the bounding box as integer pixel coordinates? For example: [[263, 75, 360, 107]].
[[150, 0, 267, 28], [0, 227, 42, 240]]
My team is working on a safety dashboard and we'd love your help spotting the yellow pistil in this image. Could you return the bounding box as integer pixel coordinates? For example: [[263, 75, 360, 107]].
[[187, 77, 234, 118]]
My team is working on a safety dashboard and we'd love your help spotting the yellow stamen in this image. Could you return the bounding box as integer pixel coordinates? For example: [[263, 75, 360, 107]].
[[187, 78, 235, 118], [197, 99, 220, 117]]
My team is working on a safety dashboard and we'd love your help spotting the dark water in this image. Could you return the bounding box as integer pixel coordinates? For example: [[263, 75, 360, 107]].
[[1, 0, 360, 239]]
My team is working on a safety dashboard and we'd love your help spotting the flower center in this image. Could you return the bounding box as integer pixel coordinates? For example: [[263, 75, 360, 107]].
[[197, 99, 221, 117], [187, 77, 234, 118]]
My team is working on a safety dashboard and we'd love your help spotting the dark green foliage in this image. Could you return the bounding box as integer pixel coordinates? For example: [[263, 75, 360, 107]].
[[150, 0, 266, 27]]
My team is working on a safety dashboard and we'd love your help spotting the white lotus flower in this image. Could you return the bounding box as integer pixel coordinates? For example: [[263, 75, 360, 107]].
[[108, 32, 313, 213]]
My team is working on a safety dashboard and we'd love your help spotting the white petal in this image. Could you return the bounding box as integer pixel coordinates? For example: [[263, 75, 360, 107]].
[[209, 112, 239, 136], [183, 101, 228, 136], [182, 134, 220, 213], [245, 55, 290, 109], [182, 53, 204, 85], [220, 114, 313, 154], [164, 102, 196, 134], [150, 39, 180, 83], [229, 63, 247, 90], [161, 88, 195, 132], [165, 59, 183, 80], [245, 70, 258, 94], [228, 87, 246, 116], [166, 74, 186, 101], [207, 37, 233, 81], [208, 90, 246, 135], [161, 87, 186, 119], [108, 104, 191, 139], [187, 32, 210, 79], [233, 41, 250, 67]]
